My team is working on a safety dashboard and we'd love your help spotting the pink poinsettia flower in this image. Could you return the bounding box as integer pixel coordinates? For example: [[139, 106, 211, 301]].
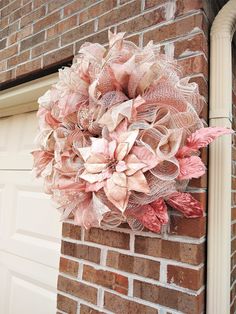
[[78, 129, 156, 212]]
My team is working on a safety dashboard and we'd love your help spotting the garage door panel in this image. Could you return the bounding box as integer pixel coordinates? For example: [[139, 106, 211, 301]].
[[0, 111, 61, 314], [0, 185, 4, 232], [9, 276, 56, 314], [0, 111, 38, 170], [15, 189, 60, 242], [0, 251, 57, 314], [0, 264, 10, 314], [0, 117, 10, 154], [0, 170, 61, 267]]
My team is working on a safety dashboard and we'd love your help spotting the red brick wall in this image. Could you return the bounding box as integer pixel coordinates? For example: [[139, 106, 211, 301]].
[[0, 0, 213, 313], [231, 48, 236, 314], [0, 0, 209, 89]]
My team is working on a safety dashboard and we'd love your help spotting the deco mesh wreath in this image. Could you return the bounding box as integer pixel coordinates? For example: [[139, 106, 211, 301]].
[[32, 32, 232, 233]]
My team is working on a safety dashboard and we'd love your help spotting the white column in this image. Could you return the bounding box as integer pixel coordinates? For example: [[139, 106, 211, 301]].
[[208, 1, 236, 313]]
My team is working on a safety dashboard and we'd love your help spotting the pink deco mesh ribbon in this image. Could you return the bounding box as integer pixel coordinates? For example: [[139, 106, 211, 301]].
[[32, 31, 233, 233]]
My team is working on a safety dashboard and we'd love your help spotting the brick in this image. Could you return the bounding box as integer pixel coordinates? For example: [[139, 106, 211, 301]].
[[80, 304, 105, 314], [174, 33, 208, 59], [61, 22, 94, 46], [63, 0, 98, 17], [57, 294, 77, 314], [32, 37, 59, 58], [175, 0, 203, 16], [7, 33, 17, 46], [9, 2, 32, 23], [104, 291, 158, 314], [20, 31, 45, 52], [0, 39, 7, 50], [0, 45, 18, 60], [185, 192, 206, 211], [43, 45, 73, 68], [233, 92, 236, 106], [20, 6, 46, 28], [232, 207, 236, 221], [117, 6, 166, 33], [79, 0, 116, 24], [233, 78, 236, 94], [1, 0, 21, 17], [59, 257, 79, 277], [84, 228, 130, 250], [233, 146, 236, 161], [169, 215, 206, 238], [47, 15, 78, 39], [231, 297, 236, 314], [98, 1, 141, 30], [0, 61, 7, 72], [232, 267, 236, 286], [232, 177, 236, 190], [33, 11, 61, 33], [7, 50, 30, 68], [119, 0, 131, 4], [83, 265, 129, 295], [143, 13, 208, 44], [0, 21, 19, 40], [177, 54, 208, 79], [135, 236, 205, 265], [61, 240, 101, 264], [233, 158, 236, 170], [17, 25, 32, 41], [232, 238, 236, 254], [144, 0, 168, 9], [75, 30, 108, 53], [0, 69, 16, 84], [48, 0, 69, 13], [231, 282, 236, 302], [232, 193, 236, 207], [106, 251, 160, 280], [189, 173, 207, 189], [125, 33, 140, 46], [33, 0, 48, 9], [0, 0, 10, 8], [16, 58, 41, 77], [58, 275, 97, 304], [232, 223, 236, 238], [62, 223, 81, 240], [167, 265, 204, 290], [0, 16, 9, 30], [134, 280, 205, 313]]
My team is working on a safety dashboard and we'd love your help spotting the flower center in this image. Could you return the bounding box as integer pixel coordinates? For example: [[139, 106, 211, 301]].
[[107, 159, 117, 171]]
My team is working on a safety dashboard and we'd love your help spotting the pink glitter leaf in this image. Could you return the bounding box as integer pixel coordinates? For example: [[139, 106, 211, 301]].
[[167, 192, 203, 218], [178, 156, 206, 180]]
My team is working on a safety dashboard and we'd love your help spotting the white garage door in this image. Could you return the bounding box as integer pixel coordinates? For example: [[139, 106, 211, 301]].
[[0, 111, 62, 314]]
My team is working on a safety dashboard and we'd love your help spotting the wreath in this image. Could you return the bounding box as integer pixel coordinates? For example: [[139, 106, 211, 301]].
[[32, 32, 232, 233]]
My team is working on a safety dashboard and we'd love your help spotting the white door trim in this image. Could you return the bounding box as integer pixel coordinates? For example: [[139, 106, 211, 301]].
[[0, 73, 57, 117]]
